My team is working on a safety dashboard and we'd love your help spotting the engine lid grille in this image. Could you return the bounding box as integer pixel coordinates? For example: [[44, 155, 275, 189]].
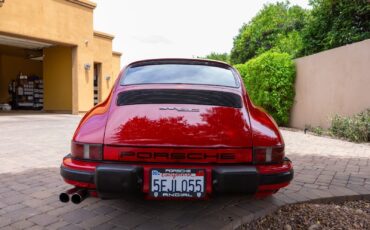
[[116, 89, 242, 108]]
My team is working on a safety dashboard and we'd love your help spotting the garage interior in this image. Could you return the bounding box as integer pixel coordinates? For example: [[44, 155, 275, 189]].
[[0, 34, 73, 113]]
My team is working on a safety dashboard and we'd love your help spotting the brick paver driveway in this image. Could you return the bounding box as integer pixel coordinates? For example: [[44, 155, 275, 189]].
[[0, 114, 369, 229]]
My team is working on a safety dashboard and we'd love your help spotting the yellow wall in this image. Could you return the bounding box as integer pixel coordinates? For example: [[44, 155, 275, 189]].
[[0, 0, 95, 46], [0, 55, 43, 103], [112, 52, 122, 84], [0, 0, 121, 113], [92, 33, 121, 105], [43, 46, 72, 111], [93, 34, 112, 102]]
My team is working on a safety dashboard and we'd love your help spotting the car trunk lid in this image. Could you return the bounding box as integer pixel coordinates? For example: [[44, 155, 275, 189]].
[[103, 88, 253, 163]]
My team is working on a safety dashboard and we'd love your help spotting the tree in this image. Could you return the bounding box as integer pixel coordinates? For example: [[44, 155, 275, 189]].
[[230, 2, 307, 64], [199, 52, 230, 63], [301, 0, 370, 56]]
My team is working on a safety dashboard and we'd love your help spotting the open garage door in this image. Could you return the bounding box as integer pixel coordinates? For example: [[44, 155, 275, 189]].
[[0, 34, 73, 113], [0, 35, 51, 112]]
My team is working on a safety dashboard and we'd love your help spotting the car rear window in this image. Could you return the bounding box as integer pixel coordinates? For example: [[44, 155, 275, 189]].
[[120, 64, 239, 87]]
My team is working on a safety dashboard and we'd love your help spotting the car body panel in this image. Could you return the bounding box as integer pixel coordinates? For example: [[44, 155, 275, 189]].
[[104, 96, 253, 148]]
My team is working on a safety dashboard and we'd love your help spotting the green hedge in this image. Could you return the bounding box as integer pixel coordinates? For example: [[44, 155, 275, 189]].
[[235, 51, 296, 125]]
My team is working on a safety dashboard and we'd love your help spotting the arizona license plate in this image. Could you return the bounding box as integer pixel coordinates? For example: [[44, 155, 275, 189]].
[[150, 168, 205, 198]]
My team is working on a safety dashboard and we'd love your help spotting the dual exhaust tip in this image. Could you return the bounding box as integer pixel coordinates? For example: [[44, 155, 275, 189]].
[[59, 188, 88, 204]]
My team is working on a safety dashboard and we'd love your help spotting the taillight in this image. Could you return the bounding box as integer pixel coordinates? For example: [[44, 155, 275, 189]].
[[253, 146, 285, 164], [71, 142, 103, 160]]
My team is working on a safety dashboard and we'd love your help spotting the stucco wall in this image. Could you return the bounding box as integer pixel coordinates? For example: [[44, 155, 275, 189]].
[[112, 52, 122, 86], [290, 39, 370, 129], [0, 0, 95, 46], [0, 55, 43, 103], [92, 32, 113, 102], [43, 46, 73, 112]]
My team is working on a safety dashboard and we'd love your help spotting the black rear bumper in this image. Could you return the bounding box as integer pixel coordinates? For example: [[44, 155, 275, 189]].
[[61, 160, 293, 198]]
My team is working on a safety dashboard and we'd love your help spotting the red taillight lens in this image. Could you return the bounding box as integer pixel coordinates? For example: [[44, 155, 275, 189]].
[[271, 146, 285, 163], [253, 148, 266, 163], [253, 146, 285, 164], [71, 142, 103, 160]]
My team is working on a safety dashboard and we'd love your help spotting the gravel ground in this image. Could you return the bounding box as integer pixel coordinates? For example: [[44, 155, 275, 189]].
[[240, 200, 370, 230]]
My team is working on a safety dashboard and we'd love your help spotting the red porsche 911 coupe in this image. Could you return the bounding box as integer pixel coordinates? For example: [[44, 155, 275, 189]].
[[59, 58, 293, 204]]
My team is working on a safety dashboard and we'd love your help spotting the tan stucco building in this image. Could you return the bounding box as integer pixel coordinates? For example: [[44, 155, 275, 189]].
[[0, 0, 121, 114]]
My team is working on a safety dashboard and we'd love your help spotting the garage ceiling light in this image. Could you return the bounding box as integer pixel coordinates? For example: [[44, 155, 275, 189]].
[[0, 34, 52, 49]]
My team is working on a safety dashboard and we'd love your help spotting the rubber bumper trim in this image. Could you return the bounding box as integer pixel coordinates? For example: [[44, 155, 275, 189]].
[[260, 169, 294, 185], [95, 164, 143, 198], [60, 166, 94, 183], [212, 166, 259, 194]]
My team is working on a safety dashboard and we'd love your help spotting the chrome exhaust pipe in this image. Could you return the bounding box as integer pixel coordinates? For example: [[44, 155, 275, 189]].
[[59, 187, 79, 203], [71, 189, 88, 204]]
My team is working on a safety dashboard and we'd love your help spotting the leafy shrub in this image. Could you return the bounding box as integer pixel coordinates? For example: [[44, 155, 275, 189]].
[[233, 64, 248, 79], [312, 126, 324, 136], [329, 109, 370, 143], [301, 0, 370, 56], [236, 51, 295, 125]]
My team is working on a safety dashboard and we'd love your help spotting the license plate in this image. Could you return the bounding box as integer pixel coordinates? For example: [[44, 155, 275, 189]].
[[150, 168, 205, 198]]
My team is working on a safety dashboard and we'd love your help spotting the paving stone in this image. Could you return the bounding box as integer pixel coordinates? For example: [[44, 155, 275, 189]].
[[222, 205, 253, 218], [28, 213, 59, 226], [92, 205, 118, 215], [308, 189, 334, 200], [188, 212, 233, 230], [91, 223, 118, 230], [273, 193, 299, 204], [110, 211, 151, 229], [0, 216, 12, 228], [58, 224, 85, 230], [328, 186, 359, 197], [62, 208, 98, 224], [10, 220, 35, 229], [346, 184, 370, 195], [281, 191, 310, 203], [0, 202, 7, 209], [46, 220, 70, 230], [78, 215, 113, 229], [303, 183, 319, 189], [26, 225, 44, 230], [2, 203, 26, 213], [173, 211, 204, 227], [135, 218, 178, 230], [3, 207, 41, 222]]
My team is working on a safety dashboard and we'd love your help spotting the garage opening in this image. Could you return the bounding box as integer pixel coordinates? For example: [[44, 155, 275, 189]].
[[0, 34, 73, 113], [0, 35, 50, 112]]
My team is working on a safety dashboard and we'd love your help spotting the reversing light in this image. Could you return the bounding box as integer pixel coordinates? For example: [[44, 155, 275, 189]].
[[253, 146, 285, 164], [71, 142, 103, 160]]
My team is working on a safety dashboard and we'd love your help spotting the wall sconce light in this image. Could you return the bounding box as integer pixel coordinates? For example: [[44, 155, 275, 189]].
[[105, 76, 111, 81], [0, 0, 5, 7], [84, 63, 91, 71]]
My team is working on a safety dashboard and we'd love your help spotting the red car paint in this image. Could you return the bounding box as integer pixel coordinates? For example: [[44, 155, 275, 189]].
[[61, 58, 293, 200]]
